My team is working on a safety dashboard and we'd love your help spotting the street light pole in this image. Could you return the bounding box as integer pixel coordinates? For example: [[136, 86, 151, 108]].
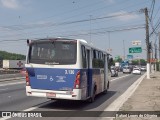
[[144, 7, 150, 79], [159, 32, 160, 71], [90, 15, 92, 44], [108, 32, 110, 53], [123, 40, 125, 60], [155, 42, 157, 71]]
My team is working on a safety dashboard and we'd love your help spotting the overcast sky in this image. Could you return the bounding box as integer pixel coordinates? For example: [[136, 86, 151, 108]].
[[0, 0, 160, 60]]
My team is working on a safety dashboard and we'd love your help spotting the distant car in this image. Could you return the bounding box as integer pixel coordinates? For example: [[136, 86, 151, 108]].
[[123, 66, 131, 74], [141, 66, 146, 71], [129, 65, 133, 71], [132, 68, 141, 75], [111, 68, 118, 77]]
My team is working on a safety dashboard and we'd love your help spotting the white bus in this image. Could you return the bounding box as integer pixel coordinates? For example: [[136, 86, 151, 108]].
[[25, 38, 111, 102]]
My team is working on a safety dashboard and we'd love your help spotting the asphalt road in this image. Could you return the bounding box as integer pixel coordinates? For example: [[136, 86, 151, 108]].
[[0, 72, 145, 120], [0, 73, 24, 80]]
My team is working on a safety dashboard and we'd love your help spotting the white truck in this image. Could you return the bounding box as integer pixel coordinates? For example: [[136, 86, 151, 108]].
[[115, 62, 120, 67], [3, 60, 25, 69], [115, 62, 120, 71]]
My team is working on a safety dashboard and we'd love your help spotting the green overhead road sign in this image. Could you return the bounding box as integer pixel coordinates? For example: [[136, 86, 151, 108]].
[[129, 47, 142, 53]]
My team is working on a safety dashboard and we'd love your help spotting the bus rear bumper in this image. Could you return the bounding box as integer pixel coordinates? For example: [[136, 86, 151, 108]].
[[26, 86, 82, 100]]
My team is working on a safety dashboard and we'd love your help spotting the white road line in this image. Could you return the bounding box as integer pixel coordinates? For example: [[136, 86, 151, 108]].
[[0, 88, 8, 91], [0, 77, 25, 82], [0, 81, 25, 87], [0, 73, 21, 77], [110, 74, 130, 82], [100, 73, 146, 120]]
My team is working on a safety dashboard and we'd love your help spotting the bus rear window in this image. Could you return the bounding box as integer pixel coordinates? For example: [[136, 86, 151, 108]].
[[28, 41, 77, 65]]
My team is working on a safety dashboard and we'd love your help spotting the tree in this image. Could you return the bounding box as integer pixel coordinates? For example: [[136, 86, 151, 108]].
[[131, 59, 146, 65], [140, 59, 146, 65], [115, 58, 123, 63], [0, 51, 25, 60]]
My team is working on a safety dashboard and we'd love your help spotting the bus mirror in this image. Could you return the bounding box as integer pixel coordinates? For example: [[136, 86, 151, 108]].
[[27, 39, 31, 46]]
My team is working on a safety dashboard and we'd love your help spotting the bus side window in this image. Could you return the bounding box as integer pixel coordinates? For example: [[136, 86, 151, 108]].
[[81, 45, 87, 68]]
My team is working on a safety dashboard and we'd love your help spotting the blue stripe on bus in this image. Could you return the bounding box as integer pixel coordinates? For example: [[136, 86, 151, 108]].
[[26, 68, 80, 91], [26, 67, 101, 98]]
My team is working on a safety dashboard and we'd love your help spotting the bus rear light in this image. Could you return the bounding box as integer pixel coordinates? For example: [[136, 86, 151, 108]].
[[26, 71, 30, 86], [74, 71, 80, 89]]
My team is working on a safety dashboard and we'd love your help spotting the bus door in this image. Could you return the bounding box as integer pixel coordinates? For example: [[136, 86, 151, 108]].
[[81, 46, 91, 98], [86, 49, 91, 97], [104, 54, 107, 90]]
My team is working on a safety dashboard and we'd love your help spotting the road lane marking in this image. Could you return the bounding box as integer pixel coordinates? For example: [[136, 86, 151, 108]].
[[0, 81, 25, 87], [0, 73, 21, 77], [100, 73, 146, 120], [0, 88, 8, 91], [110, 74, 130, 82], [0, 77, 25, 82]]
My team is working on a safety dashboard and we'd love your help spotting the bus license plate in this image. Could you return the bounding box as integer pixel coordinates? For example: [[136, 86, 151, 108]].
[[46, 92, 56, 97]]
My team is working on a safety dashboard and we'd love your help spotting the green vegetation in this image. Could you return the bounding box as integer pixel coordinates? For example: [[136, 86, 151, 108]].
[[132, 59, 146, 65], [0, 51, 26, 60], [156, 62, 160, 71], [114, 58, 123, 63]]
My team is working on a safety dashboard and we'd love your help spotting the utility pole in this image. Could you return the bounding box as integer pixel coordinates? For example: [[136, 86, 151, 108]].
[[90, 15, 92, 44], [108, 32, 110, 51], [144, 7, 150, 79], [155, 43, 157, 71], [123, 40, 125, 60], [159, 32, 160, 71]]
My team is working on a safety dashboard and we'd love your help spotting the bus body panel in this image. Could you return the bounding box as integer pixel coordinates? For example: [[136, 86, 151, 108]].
[[26, 67, 79, 91], [92, 69, 104, 95], [26, 67, 92, 100], [25, 67, 106, 100]]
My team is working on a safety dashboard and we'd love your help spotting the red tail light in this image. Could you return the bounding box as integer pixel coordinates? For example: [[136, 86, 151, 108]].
[[74, 71, 80, 89], [26, 71, 30, 86]]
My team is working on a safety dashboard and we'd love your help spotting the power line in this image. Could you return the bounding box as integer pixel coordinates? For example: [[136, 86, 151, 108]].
[[0, 23, 145, 40], [149, 0, 155, 22], [153, 6, 160, 21], [0, 10, 142, 32], [44, 26, 145, 38], [0, 25, 145, 42], [150, 16, 160, 37], [0, 0, 149, 34]]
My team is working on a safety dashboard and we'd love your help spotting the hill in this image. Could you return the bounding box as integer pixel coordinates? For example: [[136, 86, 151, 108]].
[[0, 51, 26, 60]]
